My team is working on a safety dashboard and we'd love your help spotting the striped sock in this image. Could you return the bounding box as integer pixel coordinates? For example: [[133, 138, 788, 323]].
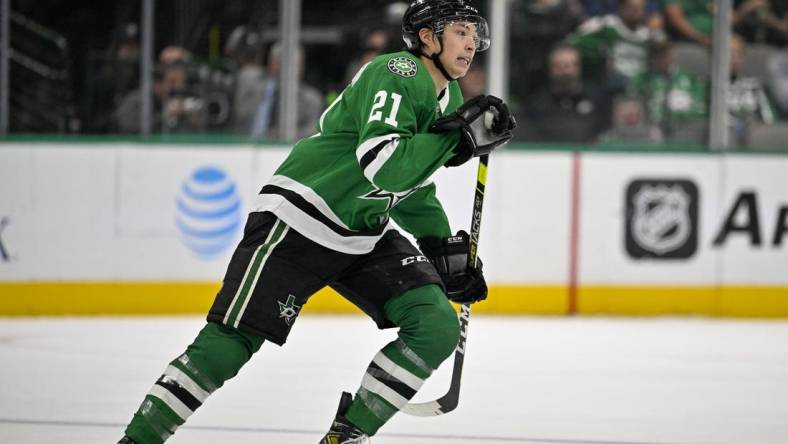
[[344, 339, 433, 435], [124, 353, 217, 444], [123, 322, 262, 443]]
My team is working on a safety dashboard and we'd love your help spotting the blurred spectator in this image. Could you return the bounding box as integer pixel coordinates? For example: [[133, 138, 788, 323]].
[[224, 26, 267, 134], [766, 48, 788, 115], [344, 29, 393, 84], [250, 42, 325, 140], [113, 46, 208, 133], [728, 34, 777, 144], [510, 0, 584, 99], [663, 0, 714, 47], [85, 23, 141, 132], [628, 40, 709, 139], [520, 0, 584, 35], [580, 0, 665, 31], [569, 0, 665, 90], [159, 46, 192, 65], [733, 0, 788, 46], [344, 2, 408, 84], [597, 96, 664, 142], [521, 44, 611, 143]]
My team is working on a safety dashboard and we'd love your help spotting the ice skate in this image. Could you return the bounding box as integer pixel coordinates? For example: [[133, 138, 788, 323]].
[[320, 392, 370, 444]]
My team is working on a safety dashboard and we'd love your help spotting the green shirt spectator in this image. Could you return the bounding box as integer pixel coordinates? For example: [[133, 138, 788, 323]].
[[629, 40, 708, 132], [630, 67, 708, 124], [663, 0, 714, 46], [570, 13, 654, 84]]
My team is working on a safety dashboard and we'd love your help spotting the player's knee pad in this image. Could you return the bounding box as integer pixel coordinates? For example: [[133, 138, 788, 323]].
[[181, 322, 264, 387], [385, 284, 460, 370], [418, 299, 461, 368]]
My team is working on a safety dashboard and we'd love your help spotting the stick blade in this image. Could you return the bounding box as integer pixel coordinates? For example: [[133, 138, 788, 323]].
[[401, 370, 461, 417], [400, 400, 445, 417], [401, 393, 459, 416]]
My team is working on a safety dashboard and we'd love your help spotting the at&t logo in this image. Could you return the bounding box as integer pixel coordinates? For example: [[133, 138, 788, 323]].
[[176, 166, 242, 258]]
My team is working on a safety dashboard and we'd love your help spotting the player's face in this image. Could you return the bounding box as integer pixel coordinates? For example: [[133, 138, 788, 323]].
[[439, 21, 478, 78]]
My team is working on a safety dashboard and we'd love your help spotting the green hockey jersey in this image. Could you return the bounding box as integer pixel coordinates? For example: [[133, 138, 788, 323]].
[[253, 51, 464, 254], [569, 15, 653, 82], [629, 67, 709, 125]]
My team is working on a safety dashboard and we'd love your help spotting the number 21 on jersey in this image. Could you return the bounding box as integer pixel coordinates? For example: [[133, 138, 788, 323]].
[[368, 90, 402, 127]]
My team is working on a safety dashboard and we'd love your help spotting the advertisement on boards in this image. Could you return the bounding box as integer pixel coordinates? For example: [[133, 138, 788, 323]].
[[0, 147, 39, 279], [624, 178, 699, 260], [580, 153, 720, 285], [715, 155, 788, 284]]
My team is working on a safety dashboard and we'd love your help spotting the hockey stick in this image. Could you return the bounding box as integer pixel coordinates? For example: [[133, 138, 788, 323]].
[[401, 154, 489, 417]]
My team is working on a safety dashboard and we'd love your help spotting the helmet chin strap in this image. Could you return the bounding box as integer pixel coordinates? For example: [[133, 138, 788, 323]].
[[423, 35, 456, 82], [431, 53, 455, 82]]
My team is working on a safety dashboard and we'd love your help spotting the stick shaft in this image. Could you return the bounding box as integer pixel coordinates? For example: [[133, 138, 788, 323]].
[[468, 154, 489, 268], [401, 154, 489, 416]]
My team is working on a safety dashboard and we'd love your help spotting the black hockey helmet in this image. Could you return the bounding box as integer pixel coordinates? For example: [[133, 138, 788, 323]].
[[402, 0, 490, 52]]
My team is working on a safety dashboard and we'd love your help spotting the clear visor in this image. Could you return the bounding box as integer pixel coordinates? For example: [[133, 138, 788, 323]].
[[436, 17, 490, 52]]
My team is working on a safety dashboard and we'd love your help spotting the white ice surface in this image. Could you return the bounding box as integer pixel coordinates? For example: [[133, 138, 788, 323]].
[[1, 315, 787, 444]]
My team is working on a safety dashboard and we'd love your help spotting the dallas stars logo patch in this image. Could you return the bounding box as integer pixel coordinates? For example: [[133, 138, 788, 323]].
[[277, 294, 301, 325], [388, 57, 418, 78]]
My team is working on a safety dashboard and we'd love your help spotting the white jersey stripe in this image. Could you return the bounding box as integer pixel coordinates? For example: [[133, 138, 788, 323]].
[[355, 134, 400, 164], [363, 141, 399, 187], [438, 85, 451, 113], [254, 193, 392, 254], [372, 351, 425, 391], [355, 134, 401, 188], [148, 384, 194, 421], [264, 175, 350, 229], [361, 373, 409, 409], [163, 365, 211, 403]]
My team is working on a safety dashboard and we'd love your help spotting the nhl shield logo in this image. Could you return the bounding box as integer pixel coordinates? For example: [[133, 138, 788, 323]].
[[625, 179, 699, 259]]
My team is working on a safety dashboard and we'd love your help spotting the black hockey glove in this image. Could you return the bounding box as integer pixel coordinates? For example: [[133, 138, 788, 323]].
[[430, 94, 517, 167], [418, 231, 488, 304]]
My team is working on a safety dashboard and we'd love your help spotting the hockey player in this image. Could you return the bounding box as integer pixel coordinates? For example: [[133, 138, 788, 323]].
[[118, 1, 515, 443]]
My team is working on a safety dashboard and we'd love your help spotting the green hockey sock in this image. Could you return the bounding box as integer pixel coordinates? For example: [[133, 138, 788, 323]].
[[345, 284, 460, 435], [124, 322, 264, 444]]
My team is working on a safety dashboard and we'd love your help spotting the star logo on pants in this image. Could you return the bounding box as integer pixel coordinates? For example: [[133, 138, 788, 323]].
[[277, 294, 301, 325]]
